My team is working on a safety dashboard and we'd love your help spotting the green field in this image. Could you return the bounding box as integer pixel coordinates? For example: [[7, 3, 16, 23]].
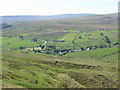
[[45, 30, 118, 50]]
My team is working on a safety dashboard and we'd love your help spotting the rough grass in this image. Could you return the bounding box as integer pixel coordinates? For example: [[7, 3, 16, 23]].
[[2, 13, 117, 36], [2, 50, 118, 88]]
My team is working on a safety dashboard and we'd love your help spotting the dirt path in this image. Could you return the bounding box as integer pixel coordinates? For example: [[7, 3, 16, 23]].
[[38, 39, 47, 46]]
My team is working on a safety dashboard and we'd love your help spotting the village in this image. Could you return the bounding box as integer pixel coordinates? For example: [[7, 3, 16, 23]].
[[4, 28, 118, 56]]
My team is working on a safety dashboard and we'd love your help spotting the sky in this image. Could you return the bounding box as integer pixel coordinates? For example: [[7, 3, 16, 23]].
[[0, 0, 119, 16]]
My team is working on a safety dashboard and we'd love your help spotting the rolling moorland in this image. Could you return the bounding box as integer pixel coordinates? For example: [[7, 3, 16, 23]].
[[0, 14, 94, 24], [1, 13, 119, 88]]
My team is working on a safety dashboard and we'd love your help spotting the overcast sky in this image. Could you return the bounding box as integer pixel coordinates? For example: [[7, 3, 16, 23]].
[[0, 0, 119, 16]]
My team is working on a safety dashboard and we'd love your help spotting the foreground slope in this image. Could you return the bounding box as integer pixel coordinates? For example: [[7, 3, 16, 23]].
[[2, 49, 118, 88]]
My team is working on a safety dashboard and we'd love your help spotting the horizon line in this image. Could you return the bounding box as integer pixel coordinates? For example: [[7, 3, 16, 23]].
[[0, 12, 117, 16]]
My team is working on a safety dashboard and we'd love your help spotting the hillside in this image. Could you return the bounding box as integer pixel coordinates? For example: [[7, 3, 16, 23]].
[[1, 13, 119, 88], [2, 13, 118, 37], [2, 49, 118, 88]]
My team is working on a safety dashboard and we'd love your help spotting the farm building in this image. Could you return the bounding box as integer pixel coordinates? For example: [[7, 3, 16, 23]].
[[25, 47, 41, 51]]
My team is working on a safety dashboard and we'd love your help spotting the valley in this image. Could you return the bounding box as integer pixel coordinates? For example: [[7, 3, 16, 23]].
[[1, 13, 119, 88]]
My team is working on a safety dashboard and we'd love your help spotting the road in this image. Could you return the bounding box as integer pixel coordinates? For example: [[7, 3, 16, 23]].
[[38, 39, 47, 46]]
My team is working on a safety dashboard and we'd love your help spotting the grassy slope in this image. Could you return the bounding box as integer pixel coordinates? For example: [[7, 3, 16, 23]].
[[46, 30, 118, 50], [65, 47, 118, 63], [2, 49, 118, 88]]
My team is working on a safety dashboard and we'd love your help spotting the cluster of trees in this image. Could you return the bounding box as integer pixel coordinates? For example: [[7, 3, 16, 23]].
[[40, 45, 44, 49], [44, 45, 71, 56], [19, 47, 25, 49], [31, 38, 38, 42], [100, 33, 104, 36], [105, 36, 111, 44], [18, 36, 24, 40], [33, 49, 41, 53], [100, 34, 111, 47], [44, 45, 56, 55]]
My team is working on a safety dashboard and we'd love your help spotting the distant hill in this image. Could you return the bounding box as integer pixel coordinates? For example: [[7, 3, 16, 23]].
[[1, 14, 94, 24], [2, 13, 117, 36]]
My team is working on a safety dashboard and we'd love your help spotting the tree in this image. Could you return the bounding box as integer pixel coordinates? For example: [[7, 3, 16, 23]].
[[33, 47, 34, 51], [100, 33, 104, 36], [99, 45, 104, 48], [31, 38, 37, 42], [80, 47, 84, 51], [21, 36, 24, 40], [19, 47, 25, 49], [41, 45, 44, 49], [105, 36, 111, 47], [79, 36, 82, 39]]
